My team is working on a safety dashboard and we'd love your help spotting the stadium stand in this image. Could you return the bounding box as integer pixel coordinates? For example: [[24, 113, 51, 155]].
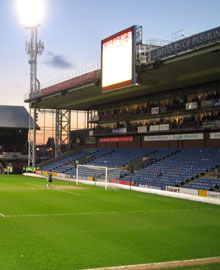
[[121, 148, 220, 189], [26, 26, 220, 197], [40, 147, 220, 191], [0, 105, 33, 172]]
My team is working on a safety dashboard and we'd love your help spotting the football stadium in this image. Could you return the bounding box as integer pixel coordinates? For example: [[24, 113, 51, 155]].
[[1, 10, 220, 270]]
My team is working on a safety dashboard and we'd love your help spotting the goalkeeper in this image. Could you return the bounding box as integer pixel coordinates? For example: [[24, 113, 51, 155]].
[[46, 172, 53, 188]]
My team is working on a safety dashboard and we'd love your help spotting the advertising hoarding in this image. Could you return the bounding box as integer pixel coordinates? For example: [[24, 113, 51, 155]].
[[186, 102, 198, 110], [138, 126, 147, 133], [151, 107, 159, 114], [99, 137, 133, 143], [150, 26, 220, 62], [86, 137, 96, 144], [144, 133, 204, 141], [210, 132, 220, 139], [201, 99, 214, 108]]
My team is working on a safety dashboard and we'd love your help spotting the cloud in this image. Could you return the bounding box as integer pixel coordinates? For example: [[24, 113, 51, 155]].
[[44, 51, 75, 69]]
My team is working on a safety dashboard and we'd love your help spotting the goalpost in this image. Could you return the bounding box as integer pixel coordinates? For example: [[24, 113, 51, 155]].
[[76, 164, 121, 190]]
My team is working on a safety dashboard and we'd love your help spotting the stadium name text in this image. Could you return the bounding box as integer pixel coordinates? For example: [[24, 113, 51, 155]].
[[150, 26, 220, 61]]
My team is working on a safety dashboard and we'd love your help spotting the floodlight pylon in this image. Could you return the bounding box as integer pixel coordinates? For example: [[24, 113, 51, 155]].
[[25, 25, 44, 167]]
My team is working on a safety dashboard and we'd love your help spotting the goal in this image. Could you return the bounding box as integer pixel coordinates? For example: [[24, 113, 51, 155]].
[[76, 165, 121, 190]]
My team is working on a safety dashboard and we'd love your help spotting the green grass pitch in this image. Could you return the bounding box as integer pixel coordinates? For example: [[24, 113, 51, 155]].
[[0, 174, 220, 270]]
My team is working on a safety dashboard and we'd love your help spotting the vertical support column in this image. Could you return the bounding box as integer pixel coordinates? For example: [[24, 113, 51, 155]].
[[76, 165, 79, 185], [61, 110, 71, 148], [88, 110, 92, 130], [28, 106, 33, 167], [33, 107, 37, 167], [76, 110, 79, 146], [42, 109, 46, 162], [105, 167, 108, 190], [55, 109, 71, 158], [84, 111, 86, 147], [28, 106, 37, 167], [87, 110, 90, 130], [68, 111, 71, 150], [55, 109, 61, 158]]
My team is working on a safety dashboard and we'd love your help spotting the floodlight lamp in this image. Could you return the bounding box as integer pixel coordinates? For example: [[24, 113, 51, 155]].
[[17, 0, 44, 28]]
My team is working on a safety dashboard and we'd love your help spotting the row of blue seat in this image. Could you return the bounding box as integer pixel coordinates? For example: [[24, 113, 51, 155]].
[[40, 147, 220, 191]]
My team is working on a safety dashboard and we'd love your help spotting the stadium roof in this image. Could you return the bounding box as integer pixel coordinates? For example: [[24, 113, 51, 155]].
[[26, 28, 220, 111], [0, 105, 30, 129]]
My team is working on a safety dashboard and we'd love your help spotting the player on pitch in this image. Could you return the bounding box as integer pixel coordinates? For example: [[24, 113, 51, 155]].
[[46, 172, 53, 188]]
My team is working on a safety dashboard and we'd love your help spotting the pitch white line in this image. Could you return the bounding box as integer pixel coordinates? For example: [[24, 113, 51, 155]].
[[4, 211, 128, 218], [0, 213, 5, 217], [3, 208, 217, 218], [85, 256, 220, 270], [53, 188, 82, 196], [25, 182, 43, 188], [2, 210, 157, 218]]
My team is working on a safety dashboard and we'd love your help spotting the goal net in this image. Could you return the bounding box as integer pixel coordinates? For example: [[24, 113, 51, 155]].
[[76, 165, 121, 190]]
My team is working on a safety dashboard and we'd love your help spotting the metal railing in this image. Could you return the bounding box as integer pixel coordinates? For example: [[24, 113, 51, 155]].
[[24, 63, 100, 100], [40, 63, 100, 90]]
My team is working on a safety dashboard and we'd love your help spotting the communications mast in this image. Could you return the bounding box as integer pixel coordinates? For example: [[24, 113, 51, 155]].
[[25, 25, 44, 167]]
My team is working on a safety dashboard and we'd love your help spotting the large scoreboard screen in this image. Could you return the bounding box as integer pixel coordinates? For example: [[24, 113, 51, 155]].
[[101, 26, 137, 92]]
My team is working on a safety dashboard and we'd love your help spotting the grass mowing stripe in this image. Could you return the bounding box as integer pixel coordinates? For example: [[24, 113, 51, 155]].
[[25, 182, 83, 196], [0, 174, 220, 270]]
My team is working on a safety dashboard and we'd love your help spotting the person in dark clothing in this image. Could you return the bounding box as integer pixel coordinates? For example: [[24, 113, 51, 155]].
[[46, 172, 53, 188]]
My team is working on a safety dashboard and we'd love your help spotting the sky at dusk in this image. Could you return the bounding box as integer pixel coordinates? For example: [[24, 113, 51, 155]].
[[0, 0, 220, 109]]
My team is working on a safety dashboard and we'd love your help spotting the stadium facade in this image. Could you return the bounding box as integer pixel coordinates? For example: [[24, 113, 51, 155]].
[[0, 105, 30, 172], [25, 25, 220, 155]]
